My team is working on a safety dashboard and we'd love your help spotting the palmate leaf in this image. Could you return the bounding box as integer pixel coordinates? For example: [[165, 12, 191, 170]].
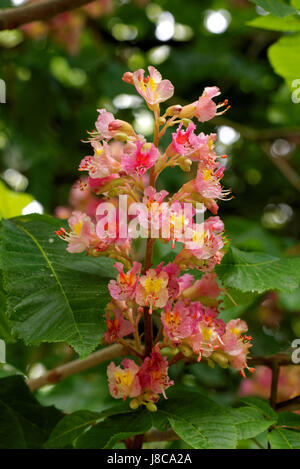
[[230, 407, 276, 440], [250, 0, 297, 17], [268, 428, 300, 449], [0, 271, 13, 343], [268, 33, 300, 90], [45, 403, 131, 448], [240, 397, 278, 421], [0, 215, 116, 357], [0, 375, 62, 449], [155, 390, 237, 449], [248, 14, 300, 31], [216, 247, 300, 294], [75, 410, 152, 449], [278, 412, 300, 429]]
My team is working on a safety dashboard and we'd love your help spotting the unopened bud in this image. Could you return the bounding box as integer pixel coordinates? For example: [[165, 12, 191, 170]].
[[178, 156, 192, 172], [122, 72, 134, 84], [178, 103, 196, 119], [207, 358, 215, 369], [158, 116, 166, 125], [130, 399, 140, 410], [211, 351, 229, 368], [109, 120, 136, 137], [181, 118, 193, 128], [180, 344, 193, 357], [165, 105, 182, 117], [146, 402, 157, 412], [111, 132, 129, 142]]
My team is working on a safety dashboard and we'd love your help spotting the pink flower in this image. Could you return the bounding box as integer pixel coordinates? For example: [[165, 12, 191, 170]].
[[195, 86, 221, 122], [88, 174, 119, 195], [143, 186, 169, 204], [184, 222, 224, 260], [178, 274, 195, 294], [79, 141, 121, 179], [185, 305, 225, 360], [108, 261, 141, 300], [194, 166, 229, 202], [221, 319, 254, 377], [121, 140, 159, 177], [104, 307, 135, 344], [56, 211, 96, 253], [107, 359, 141, 400], [162, 300, 199, 344], [135, 268, 169, 313], [123, 66, 174, 107], [187, 273, 221, 299], [95, 108, 115, 139], [154, 262, 181, 299], [138, 345, 173, 398], [171, 122, 197, 156]]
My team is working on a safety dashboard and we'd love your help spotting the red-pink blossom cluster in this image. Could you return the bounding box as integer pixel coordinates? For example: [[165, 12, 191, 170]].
[[57, 66, 254, 410]]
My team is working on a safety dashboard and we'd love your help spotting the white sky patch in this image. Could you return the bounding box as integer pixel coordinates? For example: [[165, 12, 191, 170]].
[[22, 200, 44, 215], [204, 10, 231, 34]]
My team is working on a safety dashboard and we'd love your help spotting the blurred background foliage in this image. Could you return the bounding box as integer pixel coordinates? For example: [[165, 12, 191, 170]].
[[1, 0, 300, 446]]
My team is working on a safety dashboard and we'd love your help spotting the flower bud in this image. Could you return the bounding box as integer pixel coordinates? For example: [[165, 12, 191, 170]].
[[158, 116, 166, 125], [122, 72, 134, 84], [180, 344, 193, 357], [211, 351, 229, 368], [181, 118, 193, 128], [108, 120, 136, 137], [207, 358, 215, 369], [111, 132, 129, 142], [130, 398, 140, 410], [146, 402, 157, 412], [178, 103, 196, 119], [177, 156, 192, 172], [165, 105, 182, 117]]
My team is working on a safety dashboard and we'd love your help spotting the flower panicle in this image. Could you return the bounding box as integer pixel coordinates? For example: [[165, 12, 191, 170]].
[[56, 66, 253, 410]]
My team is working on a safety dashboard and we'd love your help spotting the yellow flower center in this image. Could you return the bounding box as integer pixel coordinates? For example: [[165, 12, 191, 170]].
[[144, 277, 163, 295], [74, 220, 83, 236], [203, 169, 212, 181], [115, 370, 133, 387], [201, 327, 213, 341]]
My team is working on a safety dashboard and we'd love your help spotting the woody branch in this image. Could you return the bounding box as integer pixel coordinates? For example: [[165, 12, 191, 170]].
[[0, 0, 94, 30]]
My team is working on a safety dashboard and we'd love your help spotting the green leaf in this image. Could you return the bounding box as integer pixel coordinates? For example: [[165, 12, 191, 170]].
[[268, 33, 300, 89], [250, 0, 297, 17], [45, 403, 131, 448], [0, 180, 33, 220], [278, 412, 300, 428], [0, 215, 116, 357], [248, 14, 300, 31], [268, 427, 300, 448], [45, 410, 100, 448], [216, 247, 300, 294], [156, 390, 237, 449], [240, 397, 278, 421], [0, 375, 62, 449], [76, 410, 152, 449], [0, 272, 13, 343], [230, 407, 275, 440], [279, 287, 300, 312], [291, 0, 300, 7]]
